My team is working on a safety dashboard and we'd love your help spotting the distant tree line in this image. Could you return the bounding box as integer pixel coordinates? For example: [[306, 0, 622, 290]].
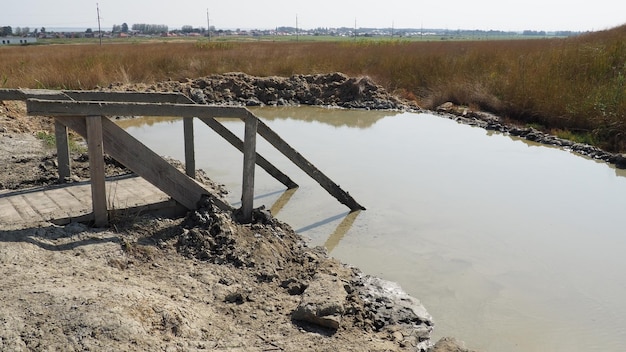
[[130, 24, 168, 34], [1, 26, 39, 37], [111, 23, 129, 33], [0, 26, 12, 36]]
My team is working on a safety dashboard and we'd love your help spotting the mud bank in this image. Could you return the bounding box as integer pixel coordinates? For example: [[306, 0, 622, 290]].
[[1, 89, 475, 351]]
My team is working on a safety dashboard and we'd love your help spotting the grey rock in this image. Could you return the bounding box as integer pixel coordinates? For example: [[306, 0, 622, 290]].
[[292, 273, 347, 329], [354, 274, 434, 351]]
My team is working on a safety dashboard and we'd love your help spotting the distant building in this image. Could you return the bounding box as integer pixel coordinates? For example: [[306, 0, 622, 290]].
[[0, 37, 37, 45]]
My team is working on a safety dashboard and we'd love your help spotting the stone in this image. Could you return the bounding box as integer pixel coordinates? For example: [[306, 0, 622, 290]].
[[614, 154, 626, 169], [292, 273, 347, 329], [354, 274, 434, 350], [431, 337, 477, 352]]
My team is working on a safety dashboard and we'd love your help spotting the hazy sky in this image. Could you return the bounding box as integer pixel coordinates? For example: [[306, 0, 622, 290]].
[[2, 0, 624, 32]]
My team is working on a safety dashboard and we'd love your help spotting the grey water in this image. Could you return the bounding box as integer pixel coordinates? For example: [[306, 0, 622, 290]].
[[118, 107, 626, 351]]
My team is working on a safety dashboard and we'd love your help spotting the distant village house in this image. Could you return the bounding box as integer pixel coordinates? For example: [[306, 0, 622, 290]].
[[0, 37, 37, 45]]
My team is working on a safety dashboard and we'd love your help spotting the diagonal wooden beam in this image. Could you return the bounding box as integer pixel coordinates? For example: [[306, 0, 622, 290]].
[[197, 117, 298, 189], [55, 116, 231, 212], [247, 113, 366, 212]]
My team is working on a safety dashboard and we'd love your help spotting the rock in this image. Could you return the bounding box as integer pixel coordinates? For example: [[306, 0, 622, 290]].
[[354, 274, 434, 351], [613, 154, 626, 169], [292, 273, 347, 329], [430, 337, 477, 352]]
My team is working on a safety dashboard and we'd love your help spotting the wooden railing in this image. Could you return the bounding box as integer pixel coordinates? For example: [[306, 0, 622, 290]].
[[0, 89, 365, 226]]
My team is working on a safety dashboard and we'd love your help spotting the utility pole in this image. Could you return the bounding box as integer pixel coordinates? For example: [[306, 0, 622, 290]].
[[96, 3, 102, 46], [295, 14, 299, 42], [206, 9, 211, 41]]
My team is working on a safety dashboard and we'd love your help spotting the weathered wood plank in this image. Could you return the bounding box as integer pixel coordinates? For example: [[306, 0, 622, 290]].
[[251, 116, 366, 211], [197, 117, 298, 189], [183, 117, 196, 178], [55, 116, 231, 212], [0, 88, 191, 104], [54, 120, 71, 181], [62, 91, 190, 103], [86, 116, 108, 227], [27, 99, 249, 119], [240, 114, 258, 223], [0, 89, 29, 101], [0, 88, 69, 101]]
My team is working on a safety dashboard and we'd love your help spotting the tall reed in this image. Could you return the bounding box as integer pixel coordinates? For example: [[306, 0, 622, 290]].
[[1, 26, 625, 151]]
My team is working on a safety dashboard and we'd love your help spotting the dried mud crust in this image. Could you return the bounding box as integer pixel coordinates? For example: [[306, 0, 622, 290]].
[[0, 200, 435, 351]]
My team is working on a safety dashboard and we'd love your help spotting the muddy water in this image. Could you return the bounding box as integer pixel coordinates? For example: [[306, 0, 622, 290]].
[[118, 107, 626, 351]]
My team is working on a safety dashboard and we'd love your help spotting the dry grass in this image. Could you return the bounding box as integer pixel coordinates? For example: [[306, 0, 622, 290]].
[[2, 25, 626, 151]]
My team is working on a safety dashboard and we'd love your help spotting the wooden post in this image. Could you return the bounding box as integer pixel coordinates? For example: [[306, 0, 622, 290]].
[[183, 117, 195, 178], [54, 119, 71, 182], [241, 114, 258, 223], [85, 115, 108, 227]]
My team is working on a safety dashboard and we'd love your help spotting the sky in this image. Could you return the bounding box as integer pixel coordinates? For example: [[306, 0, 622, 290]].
[[1, 0, 624, 32]]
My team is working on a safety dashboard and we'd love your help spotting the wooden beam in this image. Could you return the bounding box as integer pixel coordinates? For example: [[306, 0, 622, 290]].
[[251, 116, 366, 211], [0, 88, 191, 104], [197, 117, 298, 189], [54, 120, 71, 181], [0, 89, 28, 101], [27, 99, 250, 119], [241, 114, 258, 223], [55, 116, 231, 212], [62, 91, 190, 104], [183, 117, 196, 178], [85, 116, 108, 227]]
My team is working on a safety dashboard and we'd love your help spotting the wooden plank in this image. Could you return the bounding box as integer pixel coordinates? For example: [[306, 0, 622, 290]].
[[63, 91, 189, 103], [252, 117, 366, 211], [197, 117, 298, 189], [54, 120, 71, 181], [183, 117, 196, 178], [86, 116, 108, 227], [55, 116, 231, 212], [0, 89, 28, 101], [27, 99, 249, 119], [0, 88, 70, 101], [240, 114, 258, 223], [0, 88, 191, 104], [7, 195, 40, 222]]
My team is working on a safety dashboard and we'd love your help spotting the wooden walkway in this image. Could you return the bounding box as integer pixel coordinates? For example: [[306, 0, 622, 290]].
[[0, 88, 364, 228], [0, 175, 180, 230]]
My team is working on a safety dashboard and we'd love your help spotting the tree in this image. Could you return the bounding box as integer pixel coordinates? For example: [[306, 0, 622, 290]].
[[121, 23, 129, 33], [1, 26, 13, 37], [86, 28, 93, 33], [40, 27, 46, 34]]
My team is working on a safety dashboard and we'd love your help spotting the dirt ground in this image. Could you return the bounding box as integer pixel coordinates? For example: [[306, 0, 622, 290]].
[[0, 99, 475, 351]]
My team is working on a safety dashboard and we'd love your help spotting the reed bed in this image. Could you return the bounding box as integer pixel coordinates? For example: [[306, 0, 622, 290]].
[[2, 25, 626, 151]]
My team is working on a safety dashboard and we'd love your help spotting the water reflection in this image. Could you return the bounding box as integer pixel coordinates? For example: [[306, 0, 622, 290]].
[[323, 210, 361, 252], [249, 105, 398, 128], [269, 188, 297, 215], [113, 115, 180, 129]]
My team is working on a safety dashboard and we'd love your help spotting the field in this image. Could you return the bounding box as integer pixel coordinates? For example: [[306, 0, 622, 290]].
[[2, 24, 626, 151]]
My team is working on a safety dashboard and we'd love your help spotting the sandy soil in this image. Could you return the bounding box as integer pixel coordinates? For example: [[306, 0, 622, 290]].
[[0, 97, 475, 351]]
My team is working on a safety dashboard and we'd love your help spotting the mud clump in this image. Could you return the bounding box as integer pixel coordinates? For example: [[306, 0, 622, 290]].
[[107, 72, 419, 111]]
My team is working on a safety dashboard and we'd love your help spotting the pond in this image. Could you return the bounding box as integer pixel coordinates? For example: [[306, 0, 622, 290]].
[[117, 106, 626, 351]]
